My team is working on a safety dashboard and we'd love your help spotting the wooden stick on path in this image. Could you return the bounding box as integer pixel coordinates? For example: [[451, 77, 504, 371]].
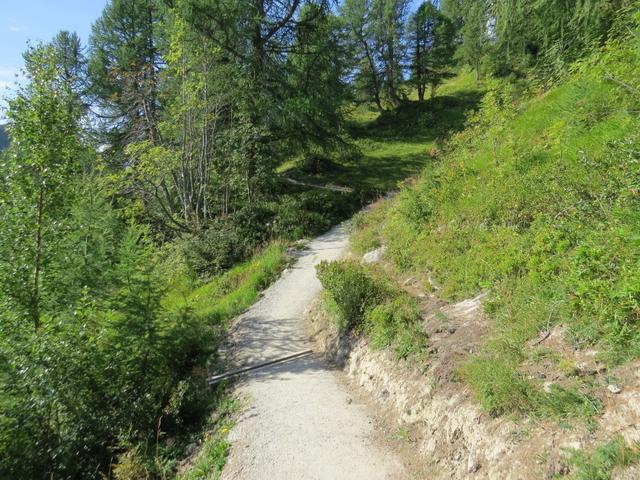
[[208, 349, 314, 385]]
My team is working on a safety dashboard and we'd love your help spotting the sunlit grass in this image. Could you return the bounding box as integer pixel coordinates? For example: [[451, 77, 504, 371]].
[[164, 242, 288, 325], [283, 73, 484, 193], [350, 39, 640, 419]]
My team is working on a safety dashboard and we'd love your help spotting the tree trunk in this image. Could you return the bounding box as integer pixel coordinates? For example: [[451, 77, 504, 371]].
[[416, 33, 424, 102], [32, 188, 44, 330], [362, 40, 383, 111]]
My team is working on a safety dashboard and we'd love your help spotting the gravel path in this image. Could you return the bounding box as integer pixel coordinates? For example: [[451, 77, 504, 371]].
[[221, 224, 404, 480]]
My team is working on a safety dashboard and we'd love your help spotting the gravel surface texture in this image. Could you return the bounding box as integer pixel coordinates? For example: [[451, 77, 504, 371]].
[[221, 224, 404, 480]]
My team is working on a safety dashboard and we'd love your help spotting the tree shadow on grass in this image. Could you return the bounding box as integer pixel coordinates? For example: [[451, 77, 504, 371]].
[[348, 90, 484, 144]]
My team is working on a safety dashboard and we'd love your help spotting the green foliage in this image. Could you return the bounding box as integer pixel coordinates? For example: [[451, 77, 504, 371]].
[[341, 0, 411, 108], [0, 226, 285, 478], [1, 41, 87, 326], [566, 437, 640, 480], [176, 397, 238, 480], [0, 224, 215, 478], [458, 0, 490, 80], [366, 296, 427, 359], [2, 0, 637, 476], [461, 355, 542, 416], [88, 0, 162, 146], [443, 0, 635, 81], [316, 260, 390, 330], [407, 1, 457, 100], [317, 260, 426, 359], [352, 13, 640, 418], [171, 242, 287, 324]]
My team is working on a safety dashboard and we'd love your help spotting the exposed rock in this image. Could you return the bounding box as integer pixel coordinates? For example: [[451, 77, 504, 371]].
[[185, 443, 198, 457], [612, 463, 640, 480], [306, 292, 640, 479], [428, 274, 441, 290], [362, 246, 386, 264], [559, 441, 582, 453], [608, 384, 622, 394], [468, 461, 482, 474]]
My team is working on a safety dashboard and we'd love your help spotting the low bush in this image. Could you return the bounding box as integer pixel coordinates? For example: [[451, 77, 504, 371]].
[[316, 260, 388, 330], [317, 260, 427, 359], [366, 296, 427, 359]]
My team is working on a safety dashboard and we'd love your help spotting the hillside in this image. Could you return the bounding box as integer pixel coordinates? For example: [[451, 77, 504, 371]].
[[315, 13, 640, 479], [1, 0, 638, 479]]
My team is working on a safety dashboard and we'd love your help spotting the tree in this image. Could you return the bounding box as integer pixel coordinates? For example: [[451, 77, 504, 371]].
[[373, 0, 410, 105], [286, 4, 349, 151], [459, 0, 490, 80], [408, 1, 457, 100], [160, 0, 347, 210], [442, 0, 631, 80], [1, 43, 86, 328], [342, 0, 385, 109], [342, 0, 410, 108], [88, 0, 163, 149], [51, 31, 88, 97]]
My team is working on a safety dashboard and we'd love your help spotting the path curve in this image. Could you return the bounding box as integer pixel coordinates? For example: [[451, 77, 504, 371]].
[[221, 224, 404, 480], [282, 176, 355, 193]]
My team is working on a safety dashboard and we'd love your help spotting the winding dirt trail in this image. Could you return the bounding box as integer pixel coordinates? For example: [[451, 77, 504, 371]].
[[221, 224, 404, 480]]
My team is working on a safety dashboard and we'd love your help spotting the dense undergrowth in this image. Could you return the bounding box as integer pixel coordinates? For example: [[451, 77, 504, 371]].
[[351, 11, 640, 420], [0, 228, 286, 478], [103, 242, 288, 478]]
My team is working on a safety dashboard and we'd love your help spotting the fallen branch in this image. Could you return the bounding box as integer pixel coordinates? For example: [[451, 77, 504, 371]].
[[208, 349, 314, 385]]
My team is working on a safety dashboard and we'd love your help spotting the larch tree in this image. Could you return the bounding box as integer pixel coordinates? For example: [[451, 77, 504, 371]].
[[342, 0, 410, 108], [408, 1, 456, 100], [88, 0, 163, 150]]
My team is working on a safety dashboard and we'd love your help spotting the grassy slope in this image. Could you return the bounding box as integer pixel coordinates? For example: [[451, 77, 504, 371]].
[[164, 242, 288, 325], [352, 28, 640, 421], [281, 69, 482, 194]]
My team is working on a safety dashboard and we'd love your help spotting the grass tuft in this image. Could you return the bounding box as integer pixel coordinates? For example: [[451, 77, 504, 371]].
[[566, 437, 640, 480]]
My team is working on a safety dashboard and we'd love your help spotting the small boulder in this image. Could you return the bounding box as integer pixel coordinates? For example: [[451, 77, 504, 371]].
[[362, 246, 386, 264], [185, 443, 198, 457], [468, 461, 482, 473], [607, 384, 622, 394]]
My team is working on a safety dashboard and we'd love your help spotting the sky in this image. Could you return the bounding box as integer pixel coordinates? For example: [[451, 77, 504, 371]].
[[0, 0, 108, 116], [0, 0, 426, 118]]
